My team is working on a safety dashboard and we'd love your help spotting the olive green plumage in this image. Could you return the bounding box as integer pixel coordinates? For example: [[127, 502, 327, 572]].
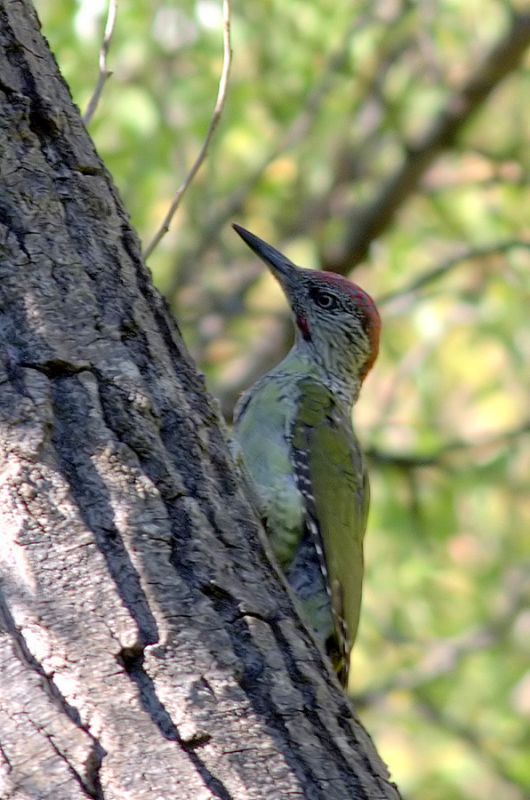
[[232, 225, 380, 689]]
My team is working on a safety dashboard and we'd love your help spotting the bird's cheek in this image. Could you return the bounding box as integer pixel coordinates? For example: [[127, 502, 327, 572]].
[[296, 315, 312, 342]]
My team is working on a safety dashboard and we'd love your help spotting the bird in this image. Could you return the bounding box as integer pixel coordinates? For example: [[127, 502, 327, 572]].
[[231, 224, 380, 689]]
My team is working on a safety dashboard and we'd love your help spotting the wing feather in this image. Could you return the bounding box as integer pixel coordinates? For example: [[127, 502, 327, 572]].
[[291, 378, 368, 685]]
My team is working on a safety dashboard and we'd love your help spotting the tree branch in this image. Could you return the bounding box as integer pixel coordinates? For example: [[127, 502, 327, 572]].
[[366, 419, 530, 469], [143, 0, 233, 260], [82, 0, 118, 126], [326, 11, 530, 271], [378, 240, 530, 307]]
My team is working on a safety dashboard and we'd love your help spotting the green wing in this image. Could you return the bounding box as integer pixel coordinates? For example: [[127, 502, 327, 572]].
[[291, 378, 368, 684]]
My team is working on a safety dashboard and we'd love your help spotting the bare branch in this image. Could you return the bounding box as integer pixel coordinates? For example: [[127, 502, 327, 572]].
[[378, 240, 530, 307], [143, 0, 233, 261], [326, 11, 530, 271], [366, 418, 530, 469], [82, 0, 118, 126]]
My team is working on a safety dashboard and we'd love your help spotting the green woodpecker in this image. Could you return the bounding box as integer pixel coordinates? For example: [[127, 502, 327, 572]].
[[232, 224, 380, 689]]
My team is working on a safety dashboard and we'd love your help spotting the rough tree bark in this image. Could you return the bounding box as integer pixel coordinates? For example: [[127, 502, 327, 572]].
[[0, 3, 401, 798]]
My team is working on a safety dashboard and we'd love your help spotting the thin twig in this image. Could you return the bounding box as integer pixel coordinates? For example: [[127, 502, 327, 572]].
[[143, 0, 233, 260], [83, 0, 119, 126]]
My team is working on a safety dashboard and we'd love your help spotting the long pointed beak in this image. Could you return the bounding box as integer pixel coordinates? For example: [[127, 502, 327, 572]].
[[232, 224, 298, 285]]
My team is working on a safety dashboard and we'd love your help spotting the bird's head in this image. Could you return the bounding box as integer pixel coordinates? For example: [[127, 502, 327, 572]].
[[233, 224, 381, 390]]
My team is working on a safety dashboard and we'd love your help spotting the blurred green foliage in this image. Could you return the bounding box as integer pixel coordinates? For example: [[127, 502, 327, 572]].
[[36, 0, 530, 797]]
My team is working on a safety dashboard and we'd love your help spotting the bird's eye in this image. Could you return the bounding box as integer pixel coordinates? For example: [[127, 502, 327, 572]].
[[312, 289, 338, 310]]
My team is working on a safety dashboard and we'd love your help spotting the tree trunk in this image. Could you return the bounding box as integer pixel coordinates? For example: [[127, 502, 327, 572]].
[[0, 3, 400, 798]]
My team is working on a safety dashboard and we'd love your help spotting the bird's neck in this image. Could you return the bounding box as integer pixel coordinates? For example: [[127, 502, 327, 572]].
[[275, 340, 361, 411]]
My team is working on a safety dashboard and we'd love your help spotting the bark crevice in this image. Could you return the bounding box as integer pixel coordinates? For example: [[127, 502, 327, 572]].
[[0, 596, 107, 800], [118, 648, 235, 800]]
